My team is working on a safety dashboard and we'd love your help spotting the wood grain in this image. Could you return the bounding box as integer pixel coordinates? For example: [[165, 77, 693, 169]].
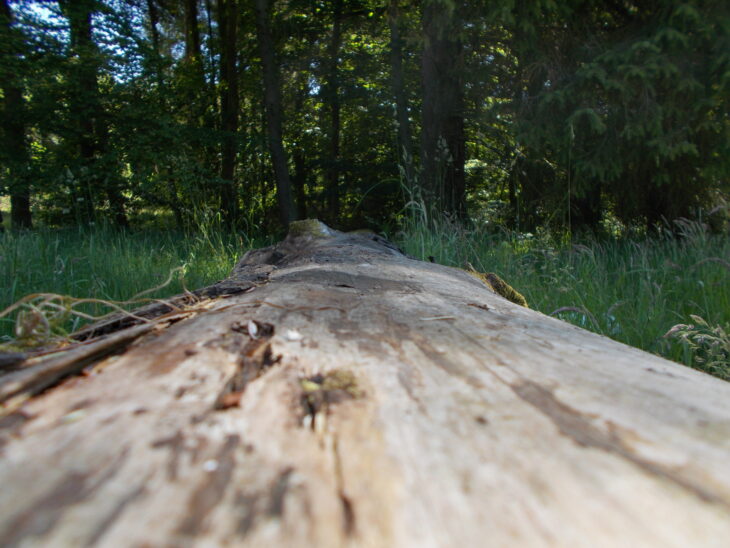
[[1, 225, 729, 547]]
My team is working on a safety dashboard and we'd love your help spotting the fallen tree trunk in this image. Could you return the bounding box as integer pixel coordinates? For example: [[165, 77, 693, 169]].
[[1, 221, 729, 547]]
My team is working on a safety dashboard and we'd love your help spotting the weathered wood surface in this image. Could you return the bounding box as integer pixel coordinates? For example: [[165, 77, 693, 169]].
[[1, 223, 730, 547]]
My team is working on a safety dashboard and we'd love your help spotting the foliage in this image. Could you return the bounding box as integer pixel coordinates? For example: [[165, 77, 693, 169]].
[[0, 0, 726, 233], [664, 316, 730, 380], [489, 0, 730, 232], [394, 213, 730, 379], [0, 221, 253, 343]]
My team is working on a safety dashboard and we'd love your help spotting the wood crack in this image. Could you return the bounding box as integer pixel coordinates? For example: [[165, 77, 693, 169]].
[[213, 321, 280, 410], [331, 434, 356, 539], [512, 380, 730, 508]]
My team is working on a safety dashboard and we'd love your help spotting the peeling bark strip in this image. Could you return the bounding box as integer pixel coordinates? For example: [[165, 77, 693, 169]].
[[1, 220, 730, 547], [0, 322, 159, 415], [213, 321, 280, 409]]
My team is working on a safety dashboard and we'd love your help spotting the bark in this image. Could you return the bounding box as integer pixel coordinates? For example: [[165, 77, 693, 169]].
[[184, 0, 202, 63], [254, 0, 296, 227], [293, 76, 308, 218], [388, 0, 415, 192], [323, 0, 343, 224], [1, 220, 730, 546], [1, 0, 32, 229], [9, 195, 32, 230], [420, 1, 466, 218], [218, 0, 240, 225]]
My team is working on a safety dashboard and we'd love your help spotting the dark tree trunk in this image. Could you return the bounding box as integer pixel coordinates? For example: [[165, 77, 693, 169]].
[[10, 195, 32, 230], [218, 0, 240, 226], [571, 183, 602, 233], [146, 0, 161, 53], [388, 0, 414, 192], [60, 0, 96, 223], [254, 0, 296, 227], [146, 0, 186, 230], [1, 0, 32, 229], [293, 150, 307, 219], [323, 0, 343, 224], [184, 0, 202, 63], [420, 1, 466, 218], [204, 0, 216, 76], [293, 77, 308, 219], [60, 0, 129, 227]]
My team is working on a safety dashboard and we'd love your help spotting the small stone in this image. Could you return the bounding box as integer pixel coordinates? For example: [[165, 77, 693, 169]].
[[203, 459, 219, 472], [285, 329, 303, 342]]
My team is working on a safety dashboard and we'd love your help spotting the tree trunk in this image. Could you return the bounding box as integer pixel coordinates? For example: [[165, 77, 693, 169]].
[[9, 190, 32, 231], [60, 0, 96, 223], [1, 220, 730, 546], [1, 0, 32, 230], [254, 0, 296, 227], [61, 0, 129, 227], [388, 0, 415, 193], [323, 0, 343, 224], [218, 0, 240, 226], [292, 75, 309, 219], [146, 0, 161, 54], [184, 0, 202, 64], [420, 0, 466, 218]]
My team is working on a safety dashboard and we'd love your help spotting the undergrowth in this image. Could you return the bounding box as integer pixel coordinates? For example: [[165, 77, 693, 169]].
[[393, 209, 730, 380], [0, 223, 251, 345]]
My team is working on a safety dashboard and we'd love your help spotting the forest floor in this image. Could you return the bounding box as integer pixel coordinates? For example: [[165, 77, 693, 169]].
[[1, 218, 728, 380]]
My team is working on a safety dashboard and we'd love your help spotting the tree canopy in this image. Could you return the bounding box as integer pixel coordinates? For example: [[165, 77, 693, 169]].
[[1, 0, 728, 234]]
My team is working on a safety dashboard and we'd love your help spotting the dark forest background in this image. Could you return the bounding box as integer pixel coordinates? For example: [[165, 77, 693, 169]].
[[1, 0, 729, 235]]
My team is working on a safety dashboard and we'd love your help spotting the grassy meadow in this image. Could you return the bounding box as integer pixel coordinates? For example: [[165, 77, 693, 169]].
[[1, 212, 728, 380], [0, 221, 253, 338]]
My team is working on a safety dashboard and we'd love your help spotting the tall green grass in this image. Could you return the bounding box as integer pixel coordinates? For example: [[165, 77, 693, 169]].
[[393, 213, 730, 379], [1, 222, 253, 338]]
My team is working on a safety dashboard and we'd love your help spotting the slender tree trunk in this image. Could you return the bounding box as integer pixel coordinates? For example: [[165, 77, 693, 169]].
[[97, 119, 130, 228], [9, 195, 32, 230], [420, 0, 466, 218], [146, 0, 185, 230], [388, 0, 414, 193], [204, 0, 216, 80], [253, 0, 296, 227], [323, 0, 343, 224], [183, 0, 207, 129], [293, 76, 308, 218], [146, 0, 161, 54], [1, 0, 32, 229], [292, 151, 307, 219], [61, 0, 128, 227], [184, 0, 202, 63], [218, 0, 240, 226], [60, 0, 97, 223]]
